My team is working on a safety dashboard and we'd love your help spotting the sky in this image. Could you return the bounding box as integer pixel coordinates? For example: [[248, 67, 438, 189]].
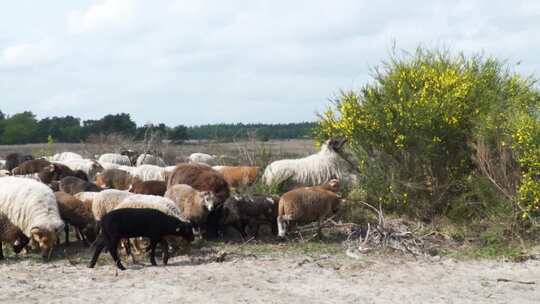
[[0, 0, 539, 126]]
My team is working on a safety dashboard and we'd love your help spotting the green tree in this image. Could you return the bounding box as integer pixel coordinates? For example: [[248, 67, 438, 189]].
[[169, 124, 189, 143], [1, 111, 39, 144]]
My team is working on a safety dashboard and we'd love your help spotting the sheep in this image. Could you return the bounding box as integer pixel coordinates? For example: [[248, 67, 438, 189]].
[[54, 192, 98, 246], [0, 212, 30, 259], [98, 153, 132, 166], [188, 153, 217, 165], [38, 162, 77, 184], [167, 163, 229, 239], [58, 176, 102, 195], [91, 189, 133, 222], [0, 169, 10, 177], [213, 165, 260, 190], [50, 152, 83, 162], [276, 184, 342, 238], [136, 153, 166, 167], [164, 184, 217, 231], [117, 165, 136, 175], [262, 138, 348, 190], [94, 169, 133, 190], [129, 179, 167, 196], [88, 208, 194, 270], [12, 159, 51, 175], [115, 194, 182, 219], [120, 149, 139, 166], [74, 192, 98, 214], [0, 177, 64, 259], [99, 162, 121, 171], [131, 164, 167, 182], [5, 153, 34, 171], [59, 159, 104, 180], [221, 194, 278, 238], [0, 159, 5, 170]]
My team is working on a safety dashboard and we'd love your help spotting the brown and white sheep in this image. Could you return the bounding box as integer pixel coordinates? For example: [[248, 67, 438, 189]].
[[0, 212, 30, 259], [91, 189, 133, 222], [54, 192, 98, 245], [95, 169, 133, 190], [164, 184, 217, 230], [276, 184, 342, 238], [38, 162, 77, 184]]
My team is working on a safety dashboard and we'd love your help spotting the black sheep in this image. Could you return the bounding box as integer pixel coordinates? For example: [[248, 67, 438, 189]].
[[88, 208, 194, 270], [221, 194, 278, 238]]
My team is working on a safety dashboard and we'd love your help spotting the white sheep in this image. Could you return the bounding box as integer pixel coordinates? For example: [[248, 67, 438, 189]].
[[91, 189, 133, 221], [74, 192, 99, 212], [117, 165, 136, 175], [131, 164, 167, 181], [0, 159, 6, 170], [50, 152, 83, 162], [188, 153, 217, 166], [98, 162, 121, 171], [59, 159, 104, 179], [115, 194, 182, 219], [263, 139, 348, 189], [98, 153, 132, 166], [164, 184, 217, 227], [0, 177, 64, 258], [136, 154, 166, 167]]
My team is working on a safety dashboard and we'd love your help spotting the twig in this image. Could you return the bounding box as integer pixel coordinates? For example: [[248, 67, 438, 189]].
[[496, 278, 536, 285]]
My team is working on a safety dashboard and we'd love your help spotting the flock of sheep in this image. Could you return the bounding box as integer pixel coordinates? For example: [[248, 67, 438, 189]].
[[0, 138, 351, 270]]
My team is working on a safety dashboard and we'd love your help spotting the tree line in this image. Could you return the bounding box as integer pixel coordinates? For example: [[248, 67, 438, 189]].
[[0, 110, 315, 144]]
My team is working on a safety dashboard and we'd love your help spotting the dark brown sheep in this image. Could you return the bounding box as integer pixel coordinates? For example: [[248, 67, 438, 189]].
[[54, 192, 98, 245], [59, 176, 102, 195], [0, 212, 30, 259], [95, 169, 132, 190], [38, 163, 77, 184], [12, 159, 50, 175], [129, 179, 167, 196], [221, 194, 278, 238], [5, 153, 34, 171]]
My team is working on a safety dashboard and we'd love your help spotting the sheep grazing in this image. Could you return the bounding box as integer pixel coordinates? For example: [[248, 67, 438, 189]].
[[60, 159, 104, 180], [120, 149, 139, 166], [131, 164, 167, 182], [115, 194, 182, 219], [5, 153, 34, 171], [136, 153, 166, 167], [188, 153, 217, 165], [167, 163, 229, 239], [50, 152, 83, 162], [74, 192, 98, 214], [213, 165, 260, 190], [98, 153, 132, 166], [91, 189, 133, 222], [54, 192, 98, 245], [276, 184, 342, 238], [129, 179, 167, 196], [221, 194, 278, 238], [59, 176, 102, 195], [0, 177, 64, 259], [88, 208, 194, 270], [262, 138, 348, 190], [12, 159, 51, 175], [95, 169, 133, 190], [0, 212, 30, 259], [164, 184, 217, 229]]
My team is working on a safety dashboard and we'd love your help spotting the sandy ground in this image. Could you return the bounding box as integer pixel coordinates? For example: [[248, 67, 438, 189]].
[[1, 253, 538, 304]]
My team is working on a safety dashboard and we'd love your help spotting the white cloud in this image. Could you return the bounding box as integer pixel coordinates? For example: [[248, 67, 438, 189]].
[[0, 40, 64, 68], [67, 0, 140, 33]]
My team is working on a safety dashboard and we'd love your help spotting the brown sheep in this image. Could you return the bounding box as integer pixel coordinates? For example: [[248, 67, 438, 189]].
[[0, 212, 30, 259], [213, 166, 259, 190], [59, 176, 102, 195], [5, 153, 34, 171], [164, 184, 217, 230], [95, 169, 133, 190], [38, 163, 77, 184], [54, 192, 98, 245], [277, 185, 342, 238], [12, 159, 51, 175], [129, 179, 167, 196], [167, 163, 230, 239]]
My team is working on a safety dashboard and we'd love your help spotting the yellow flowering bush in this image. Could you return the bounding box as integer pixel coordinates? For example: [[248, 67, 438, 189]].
[[317, 48, 540, 219]]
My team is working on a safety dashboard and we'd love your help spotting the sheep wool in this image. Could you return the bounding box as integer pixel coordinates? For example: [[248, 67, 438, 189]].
[[50, 152, 83, 162], [91, 189, 133, 221], [115, 194, 182, 219], [136, 154, 166, 167], [188, 153, 217, 165], [98, 153, 131, 166], [131, 165, 166, 181], [0, 177, 64, 237], [59, 159, 103, 179]]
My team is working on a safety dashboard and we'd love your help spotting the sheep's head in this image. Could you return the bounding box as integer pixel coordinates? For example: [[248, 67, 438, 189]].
[[174, 221, 195, 242], [325, 138, 347, 152], [326, 179, 340, 192], [81, 222, 99, 243], [30, 227, 58, 259], [201, 191, 217, 212], [12, 232, 30, 254]]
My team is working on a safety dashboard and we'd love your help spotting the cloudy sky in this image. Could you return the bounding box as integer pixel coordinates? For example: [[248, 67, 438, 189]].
[[0, 1, 539, 126]]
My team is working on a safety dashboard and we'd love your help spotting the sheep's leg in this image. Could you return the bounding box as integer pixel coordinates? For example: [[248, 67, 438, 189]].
[[87, 236, 106, 268], [75, 228, 82, 241], [109, 238, 126, 270], [149, 239, 158, 266], [277, 216, 287, 238], [270, 218, 278, 236], [0, 242, 4, 260], [160, 238, 169, 265], [122, 239, 137, 264], [233, 223, 247, 239], [64, 223, 70, 245]]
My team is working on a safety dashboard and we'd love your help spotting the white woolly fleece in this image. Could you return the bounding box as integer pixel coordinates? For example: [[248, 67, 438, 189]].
[[131, 165, 166, 181], [188, 153, 217, 165], [98, 153, 131, 166], [263, 143, 343, 187], [136, 154, 166, 167], [92, 189, 133, 221], [115, 194, 182, 219], [0, 177, 64, 236], [50, 152, 83, 162]]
